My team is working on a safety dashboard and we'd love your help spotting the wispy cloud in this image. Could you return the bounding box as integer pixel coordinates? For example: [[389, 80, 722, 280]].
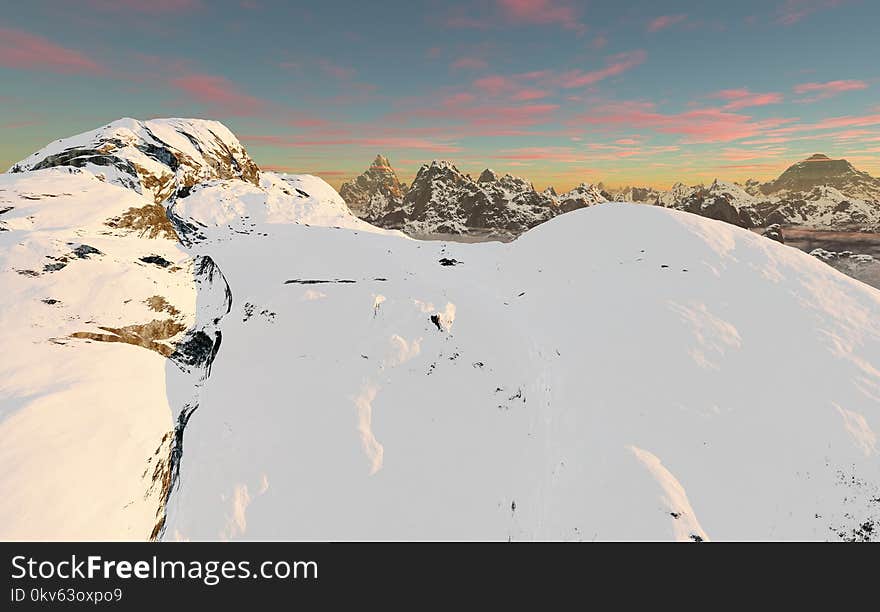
[[87, 0, 202, 12], [242, 134, 463, 153], [710, 88, 784, 110], [793, 79, 868, 102], [776, 0, 848, 25], [497, 0, 586, 32], [447, 0, 586, 33], [169, 73, 266, 116], [573, 103, 793, 143], [647, 14, 687, 32], [452, 57, 489, 71], [554, 50, 647, 88], [511, 88, 550, 101], [0, 27, 106, 75]]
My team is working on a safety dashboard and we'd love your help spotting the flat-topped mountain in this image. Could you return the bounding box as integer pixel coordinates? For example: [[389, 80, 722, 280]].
[[762, 153, 880, 200]]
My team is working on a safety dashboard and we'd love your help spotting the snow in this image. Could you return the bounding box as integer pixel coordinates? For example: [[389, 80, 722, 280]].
[[0, 169, 195, 539], [163, 200, 880, 541], [2, 119, 880, 541]]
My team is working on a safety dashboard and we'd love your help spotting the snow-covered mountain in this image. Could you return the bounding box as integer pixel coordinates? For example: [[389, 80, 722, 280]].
[[612, 185, 662, 204], [338, 154, 407, 222], [340, 157, 607, 238], [341, 153, 880, 237], [649, 155, 880, 232], [762, 153, 880, 201], [656, 180, 763, 228], [9, 117, 260, 203], [751, 155, 880, 231], [2, 119, 880, 541]]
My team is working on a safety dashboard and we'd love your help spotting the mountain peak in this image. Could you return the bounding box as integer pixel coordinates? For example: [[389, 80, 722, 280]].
[[371, 154, 391, 169], [9, 117, 260, 203], [478, 168, 499, 183], [339, 154, 406, 219], [806, 153, 832, 161]]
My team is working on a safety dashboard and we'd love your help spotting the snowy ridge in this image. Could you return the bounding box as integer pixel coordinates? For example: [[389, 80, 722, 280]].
[[10, 118, 260, 204]]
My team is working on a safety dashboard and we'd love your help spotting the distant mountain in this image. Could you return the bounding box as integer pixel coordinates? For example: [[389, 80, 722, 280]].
[[753, 155, 880, 230], [340, 157, 607, 237], [613, 186, 661, 203], [338, 154, 407, 221], [657, 180, 763, 228], [339, 153, 880, 237], [762, 154, 880, 201], [653, 154, 880, 232]]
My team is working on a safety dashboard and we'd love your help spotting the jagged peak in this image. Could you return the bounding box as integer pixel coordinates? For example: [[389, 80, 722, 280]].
[[478, 168, 499, 183], [371, 154, 391, 169]]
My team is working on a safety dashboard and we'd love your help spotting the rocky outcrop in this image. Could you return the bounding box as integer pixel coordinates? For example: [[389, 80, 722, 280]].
[[761, 224, 785, 244], [658, 180, 762, 228], [10, 118, 260, 204]]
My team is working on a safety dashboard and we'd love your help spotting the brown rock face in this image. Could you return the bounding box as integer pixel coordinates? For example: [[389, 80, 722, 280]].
[[339, 154, 407, 220]]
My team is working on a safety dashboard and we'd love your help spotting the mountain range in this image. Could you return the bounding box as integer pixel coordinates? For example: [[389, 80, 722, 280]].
[[341, 155, 605, 239], [1, 118, 879, 541], [341, 153, 880, 237]]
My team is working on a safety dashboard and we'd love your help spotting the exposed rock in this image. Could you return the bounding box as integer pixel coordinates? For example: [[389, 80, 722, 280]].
[[339, 154, 407, 221], [658, 180, 761, 228], [761, 224, 785, 244], [10, 118, 260, 204], [342, 157, 606, 237]]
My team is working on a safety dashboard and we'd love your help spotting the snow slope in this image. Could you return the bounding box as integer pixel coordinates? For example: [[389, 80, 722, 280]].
[[0, 168, 196, 539], [2, 119, 880, 541], [164, 199, 880, 541]]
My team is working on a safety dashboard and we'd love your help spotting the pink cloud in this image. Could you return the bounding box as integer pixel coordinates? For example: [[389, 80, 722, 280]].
[[497, 0, 585, 31], [169, 73, 266, 116], [452, 57, 489, 71], [573, 105, 793, 143], [558, 50, 646, 88], [87, 0, 201, 12], [394, 102, 560, 129], [777, 0, 848, 25], [442, 92, 477, 106], [0, 27, 105, 75], [792, 79, 868, 102], [647, 14, 687, 32], [718, 147, 787, 161], [495, 146, 588, 163], [473, 75, 516, 95], [511, 88, 551, 101], [785, 113, 880, 132], [447, 0, 586, 33], [710, 88, 784, 110], [242, 134, 462, 153]]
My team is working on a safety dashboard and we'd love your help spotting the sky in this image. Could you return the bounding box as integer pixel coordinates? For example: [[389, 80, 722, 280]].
[[1, 0, 879, 191]]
